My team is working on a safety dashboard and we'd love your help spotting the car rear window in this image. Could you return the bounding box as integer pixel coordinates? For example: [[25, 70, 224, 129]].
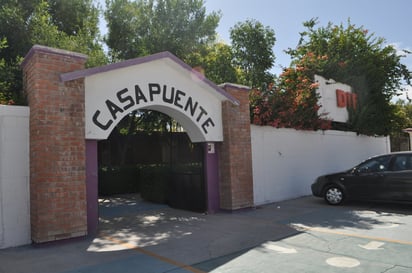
[[392, 154, 412, 171]]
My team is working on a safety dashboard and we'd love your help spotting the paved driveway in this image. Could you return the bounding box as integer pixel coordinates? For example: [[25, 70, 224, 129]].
[[1, 195, 411, 273], [196, 200, 412, 272]]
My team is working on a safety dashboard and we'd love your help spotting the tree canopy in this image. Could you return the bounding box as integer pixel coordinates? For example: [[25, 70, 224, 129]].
[[250, 52, 331, 131], [0, 0, 107, 104], [104, 0, 221, 62], [230, 19, 276, 88], [185, 42, 239, 84], [285, 18, 411, 135]]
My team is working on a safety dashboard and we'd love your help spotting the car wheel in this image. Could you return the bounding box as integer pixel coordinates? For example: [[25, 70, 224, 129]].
[[324, 185, 344, 205]]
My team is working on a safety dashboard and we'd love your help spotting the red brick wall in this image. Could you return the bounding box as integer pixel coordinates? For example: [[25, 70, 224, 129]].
[[219, 84, 254, 210], [22, 45, 88, 242]]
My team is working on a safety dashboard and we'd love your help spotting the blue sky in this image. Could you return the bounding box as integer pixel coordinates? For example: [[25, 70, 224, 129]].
[[98, 0, 412, 98]]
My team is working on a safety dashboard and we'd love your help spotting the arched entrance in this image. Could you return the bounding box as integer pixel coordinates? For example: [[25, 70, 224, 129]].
[[22, 45, 254, 243], [66, 51, 237, 234]]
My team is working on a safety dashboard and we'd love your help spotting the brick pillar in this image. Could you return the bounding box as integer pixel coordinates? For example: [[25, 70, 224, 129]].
[[219, 83, 254, 210], [22, 45, 88, 243]]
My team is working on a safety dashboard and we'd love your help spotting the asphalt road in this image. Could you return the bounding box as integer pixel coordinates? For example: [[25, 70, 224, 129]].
[[1, 195, 411, 273], [195, 200, 412, 273]]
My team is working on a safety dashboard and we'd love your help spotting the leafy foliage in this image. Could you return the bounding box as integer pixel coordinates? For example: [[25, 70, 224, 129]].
[[286, 18, 412, 135], [185, 42, 239, 84], [0, 38, 18, 105], [250, 52, 331, 130], [389, 99, 412, 150], [105, 0, 220, 62], [230, 19, 276, 87], [0, 0, 107, 104], [115, 110, 181, 135], [392, 100, 412, 132]]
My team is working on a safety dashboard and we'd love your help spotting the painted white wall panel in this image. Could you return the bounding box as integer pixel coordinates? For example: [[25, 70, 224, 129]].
[[0, 105, 30, 249], [251, 125, 390, 205]]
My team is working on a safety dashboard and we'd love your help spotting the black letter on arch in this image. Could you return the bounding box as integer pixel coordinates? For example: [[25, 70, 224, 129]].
[[105, 99, 124, 120], [184, 97, 198, 117], [148, 83, 161, 101], [117, 88, 134, 111], [92, 110, 113, 130], [135, 85, 148, 104], [201, 118, 215, 134], [174, 90, 185, 109]]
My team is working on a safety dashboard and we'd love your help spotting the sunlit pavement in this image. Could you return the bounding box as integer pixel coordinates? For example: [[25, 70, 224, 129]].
[[1, 195, 412, 273], [194, 200, 412, 273]]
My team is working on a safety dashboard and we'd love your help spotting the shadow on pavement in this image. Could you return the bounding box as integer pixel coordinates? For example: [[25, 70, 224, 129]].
[[3, 195, 411, 273], [282, 198, 412, 231]]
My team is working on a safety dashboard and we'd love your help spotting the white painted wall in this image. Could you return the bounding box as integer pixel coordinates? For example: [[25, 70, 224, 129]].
[[251, 125, 391, 205], [0, 104, 394, 247], [0, 105, 30, 249]]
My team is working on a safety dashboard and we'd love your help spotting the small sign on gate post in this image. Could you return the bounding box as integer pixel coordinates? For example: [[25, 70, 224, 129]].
[[207, 143, 215, 154]]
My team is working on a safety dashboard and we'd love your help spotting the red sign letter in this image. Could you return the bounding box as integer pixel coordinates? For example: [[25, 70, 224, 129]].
[[336, 89, 346, 108]]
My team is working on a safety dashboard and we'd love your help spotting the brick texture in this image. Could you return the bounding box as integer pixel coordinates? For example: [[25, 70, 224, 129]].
[[22, 45, 88, 243], [219, 84, 254, 210]]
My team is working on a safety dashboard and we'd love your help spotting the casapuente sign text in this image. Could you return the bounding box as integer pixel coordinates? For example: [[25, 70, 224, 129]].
[[59, 52, 238, 142], [92, 82, 216, 135]]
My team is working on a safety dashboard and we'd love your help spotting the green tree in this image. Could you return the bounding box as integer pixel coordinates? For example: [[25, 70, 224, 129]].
[[286, 18, 411, 135], [250, 52, 331, 131], [390, 99, 412, 150], [29, 1, 107, 68], [0, 0, 107, 104], [0, 38, 17, 104], [230, 19, 276, 88], [0, 0, 106, 65], [392, 99, 412, 132], [49, 0, 100, 37], [105, 0, 221, 62], [186, 42, 239, 84], [0, 0, 35, 64]]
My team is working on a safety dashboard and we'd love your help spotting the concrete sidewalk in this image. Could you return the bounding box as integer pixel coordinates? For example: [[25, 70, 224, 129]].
[[0, 195, 312, 273]]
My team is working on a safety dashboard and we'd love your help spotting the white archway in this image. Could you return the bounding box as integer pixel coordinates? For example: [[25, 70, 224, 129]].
[[61, 51, 239, 234], [61, 51, 238, 142], [23, 45, 253, 243]]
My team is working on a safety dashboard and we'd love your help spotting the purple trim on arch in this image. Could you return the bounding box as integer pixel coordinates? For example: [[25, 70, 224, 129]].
[[60, 51, 239, 105], [86, 140, 99, 235], [204, 143, 220, 213]]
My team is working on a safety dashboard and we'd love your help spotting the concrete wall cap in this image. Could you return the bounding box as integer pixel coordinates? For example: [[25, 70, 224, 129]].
[[218, 83, 251, 92], [21, 45, 88, 69]]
